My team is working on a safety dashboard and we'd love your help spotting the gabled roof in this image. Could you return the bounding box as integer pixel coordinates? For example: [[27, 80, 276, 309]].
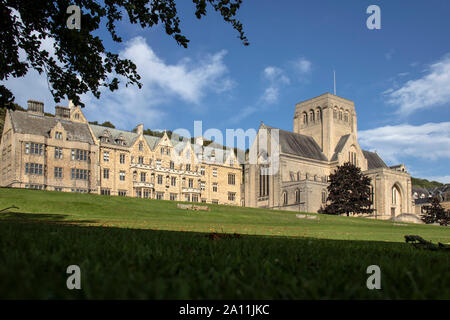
[[90, 124, 140, 146], [331, 134, 351, 161], [10, 110, 94, 144], [263, 125, 328, 161], [362, 150, 388, 170]]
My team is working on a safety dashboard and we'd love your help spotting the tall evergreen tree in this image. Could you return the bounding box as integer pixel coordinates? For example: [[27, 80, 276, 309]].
[[320, 162, 374, 216]]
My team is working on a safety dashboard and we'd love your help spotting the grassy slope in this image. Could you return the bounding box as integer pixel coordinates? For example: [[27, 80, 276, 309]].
[[0, 188, 449, 299]]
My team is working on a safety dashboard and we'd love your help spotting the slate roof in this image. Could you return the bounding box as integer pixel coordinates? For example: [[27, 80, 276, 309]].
[[331, 134, 350, 161], [10, 110, 94, 144], [264, 125, 328, 161], [362, 150, 388, 170], [90, 124, 139, 146]]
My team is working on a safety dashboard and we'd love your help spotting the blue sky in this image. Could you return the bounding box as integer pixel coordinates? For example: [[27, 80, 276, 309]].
[[5, 0, 450, 182]]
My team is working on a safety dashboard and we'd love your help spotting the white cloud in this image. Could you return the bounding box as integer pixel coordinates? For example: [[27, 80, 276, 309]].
[[259, 66, 290, 105], [293, 57, 312, 74], [385, 54, 450, 115], [359, 122, 450, 164]]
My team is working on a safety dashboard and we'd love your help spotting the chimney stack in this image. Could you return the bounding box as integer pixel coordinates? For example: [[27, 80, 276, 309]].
[[55, 105, 71, 119], [136, 124, 144, 135], [27, 100, 44, 115]]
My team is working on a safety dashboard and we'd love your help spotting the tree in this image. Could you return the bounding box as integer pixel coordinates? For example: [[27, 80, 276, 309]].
[[421, 196, 449, 226], [320, 162, 374, 216], [0, 0, 248, 109], [100, 121, 115, 129]]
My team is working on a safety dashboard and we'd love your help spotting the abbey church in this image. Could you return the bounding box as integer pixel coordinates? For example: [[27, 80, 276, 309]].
[[0, 93, 413, 219], [243, 93, 412, 219]]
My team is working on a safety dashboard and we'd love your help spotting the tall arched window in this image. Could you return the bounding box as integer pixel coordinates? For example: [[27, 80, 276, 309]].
[[321, 190, 327, 203], [283, 192, 288, 205], [295, 190, 300, 203], [302, 112, 308, 124], [344, 112, 349, 122], [309, 111, 314, 122], [333, 108, 337, 119], [339, 110, 343, 120], [316, 109, 321, 121]]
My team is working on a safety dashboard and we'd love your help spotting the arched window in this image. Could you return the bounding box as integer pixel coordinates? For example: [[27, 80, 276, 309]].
[[295, 190, 300, 203], [316, 109, 321, 121], [302, 112, 308, 124], [309, 111, 314, 122], [339, 110, 343, 120], [283, 192, 288, 205], [333, 108, 337, 119], [344, 112, 348, 122]]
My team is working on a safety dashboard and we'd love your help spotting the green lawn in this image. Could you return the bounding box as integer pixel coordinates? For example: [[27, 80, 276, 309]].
[[0, 188, 449, 299]]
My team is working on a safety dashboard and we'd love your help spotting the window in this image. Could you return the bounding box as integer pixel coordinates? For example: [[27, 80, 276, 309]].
[[27, 143, 44, 155], [259, 166, 269, 197], [339, 110, 343, 120], [118, 190, 127, 196], [140, 172, 146, 182], [120, 171, 126, 181], [171, 177, 177, 186], [200, 167, 205, 176], [185, 194, 190, 202], [302, 113, 307, 124], [101, 189, 111, 196], [139, 142, 143, 151], [170, 161, 175, 169], [138, 156, 144, 164], [156, 192, 164, 200], [333, 108, 337, 119], [54, 187, 63, 192], [309, 111, 314, 122], [283, 192, 288, 205], [186, 164, 191, 172], [322, 190, 327, 203], [54, 167, 63, 179], [156, 159, 161, 168], [228, 173, 236, 185], [188, 178, 193, 188], [55, 131, 63, 140], [103, 152, 109, 162], [295, 190, 300, 203], [25, 163, 43, 175], [74, 113, 80, 120], [157, 175, 163, 184], [170, 193, 177, 201], [316, 109, 321, 121], [344, 112, 349, 122], [161, 148, 164, 155], [192, 195, 199, 202], [200, 182, 205, 191], [54, 147, 63, 159], [103, 168, 109, 179], [212, 200, 219, 204], [120, 153, 126, 164], [213, 183, 218, 192], [228, 192, 236, 201], [212, 168, 217, 177], [72, 149, 88, 161], [71, 169, 89, 180]]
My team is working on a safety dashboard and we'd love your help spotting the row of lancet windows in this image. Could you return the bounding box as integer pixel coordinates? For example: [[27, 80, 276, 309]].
[[281, 189, 327, 206], [301, 107, 352, 125]]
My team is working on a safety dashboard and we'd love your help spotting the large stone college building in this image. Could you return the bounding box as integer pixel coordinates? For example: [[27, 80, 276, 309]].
[[0, 93, 413, 219], [0, 100, 242, 205]]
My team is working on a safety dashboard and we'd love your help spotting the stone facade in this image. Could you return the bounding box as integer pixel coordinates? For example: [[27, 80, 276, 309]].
[[0, 100, 242, 206], [244, 93, 413, 219]]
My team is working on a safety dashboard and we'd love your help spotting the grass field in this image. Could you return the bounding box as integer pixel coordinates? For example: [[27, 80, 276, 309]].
[[0, 188, 449, 299]]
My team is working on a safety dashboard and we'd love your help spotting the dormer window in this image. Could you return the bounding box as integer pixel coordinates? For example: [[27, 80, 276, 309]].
[[55, 131, 63, 140], [139, 142, 143, 151]]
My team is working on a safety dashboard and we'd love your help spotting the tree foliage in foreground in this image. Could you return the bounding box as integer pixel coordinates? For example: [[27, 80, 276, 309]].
[[320, 162, 374, 216], [421, 196, 449, 226], [0, 0, 248, 108]]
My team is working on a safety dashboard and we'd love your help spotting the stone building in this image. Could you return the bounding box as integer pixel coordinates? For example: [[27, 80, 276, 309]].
[[244, 93, 413, 219], [0, 100, 242, 205]]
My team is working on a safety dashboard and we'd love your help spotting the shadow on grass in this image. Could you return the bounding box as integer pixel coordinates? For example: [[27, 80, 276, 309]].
[[0, 209, 417, 252], [0, 211, 98, 225]]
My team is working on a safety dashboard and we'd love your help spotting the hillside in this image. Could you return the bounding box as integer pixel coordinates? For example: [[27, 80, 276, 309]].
[[0, 188, 448, 299], [411, 177, 444, 189]]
